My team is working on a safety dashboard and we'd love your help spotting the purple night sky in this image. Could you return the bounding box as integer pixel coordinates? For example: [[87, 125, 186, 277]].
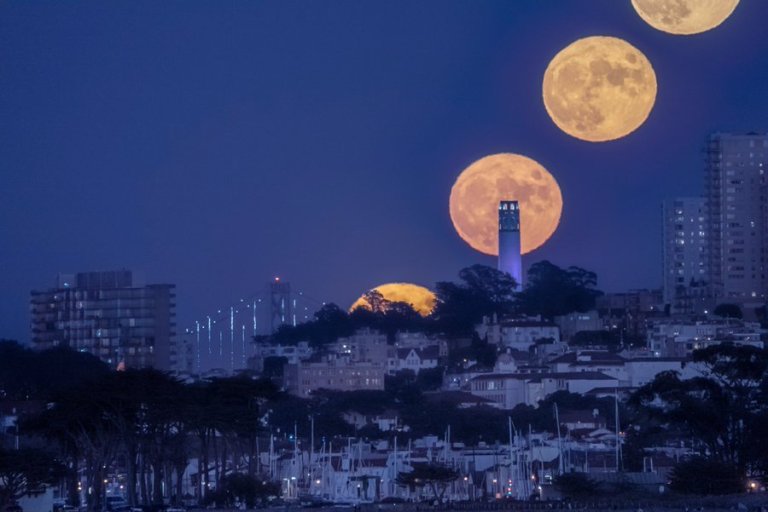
[[2, 1, 768, 342]]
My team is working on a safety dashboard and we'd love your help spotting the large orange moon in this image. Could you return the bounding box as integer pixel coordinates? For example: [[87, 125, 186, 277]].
[[350, 283, 437, 317], [449, 153, 562, 256], [631, 0, 739, 35], [542, 36, 657, 142]]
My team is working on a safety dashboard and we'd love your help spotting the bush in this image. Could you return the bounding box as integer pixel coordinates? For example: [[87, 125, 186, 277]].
[[553, 472, 598, 499], [669, 457, 743, 495], [205, 473, 281, 508]]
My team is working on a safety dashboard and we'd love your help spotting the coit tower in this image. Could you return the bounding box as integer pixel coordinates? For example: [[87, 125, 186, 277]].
[[498, 200, 522, 290]]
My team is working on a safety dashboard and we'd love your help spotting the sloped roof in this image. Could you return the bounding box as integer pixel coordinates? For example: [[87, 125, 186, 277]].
[[500, 321, 557, 328], [627, 357, 688, 363], [548, 351, 626, 364], [396, 346, 440, 360], [585, 386, 635, 396], [424, 390, 494, 406], [472, 371, 616, 382], [587, 471, 666, 485], [471, 372, 529, 381], [569, 361, 625, 367], [540, 371, 618, 380]]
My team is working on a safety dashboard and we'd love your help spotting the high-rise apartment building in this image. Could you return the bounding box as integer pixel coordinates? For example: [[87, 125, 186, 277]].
[[30, 270, 176, 370], [661, 197, 709, 313], [705, 133, 768, 302], [498, 200, 522, 290]]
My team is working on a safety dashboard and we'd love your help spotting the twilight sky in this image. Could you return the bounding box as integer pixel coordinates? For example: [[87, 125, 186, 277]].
[[2, 1, 768, 343]]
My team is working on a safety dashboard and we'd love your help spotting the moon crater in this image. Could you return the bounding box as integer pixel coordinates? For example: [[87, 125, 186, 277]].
[[543, 36, 657, 142], [631, 0, 739, 35]]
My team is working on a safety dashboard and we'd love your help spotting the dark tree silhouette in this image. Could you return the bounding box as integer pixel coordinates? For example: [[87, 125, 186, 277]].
[[432, 265, 517, 337], [28, 384, 122, 512], [553, 472, 598, 500], [629, 345, 768, 478], [271, 303, 354, 346], [0, 340, 108, 401], [669, 457, 743, 495], [713, 303, 743, 319], [262, 356, 288, 378], [448, 337, 497, 369], [358, 290, 389, 314], [569, 330, 620, 348], [516, 261, 602, 320], [206, 473, 281, 508], [0, 449, 64, 508], [312, 303, 355, 342]]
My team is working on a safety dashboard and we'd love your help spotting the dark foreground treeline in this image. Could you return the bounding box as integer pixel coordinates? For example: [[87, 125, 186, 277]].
[[0, 338, 618, 512], [2, 340, 768, 512]]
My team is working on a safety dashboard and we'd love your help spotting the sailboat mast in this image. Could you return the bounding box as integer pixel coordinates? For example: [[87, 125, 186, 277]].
[[269, 434, 275, 479], [311, 415, 315, 466], [555, 403, 564, 474], [393, 436, 398, 497], [615, 389, 622, 472]]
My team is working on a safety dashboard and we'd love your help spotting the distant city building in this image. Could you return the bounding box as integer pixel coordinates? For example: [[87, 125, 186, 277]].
[[464, 350, 703, 409], [596, 289, 663, 315], [546, 350, 700, 388], [250, 341, 313, 373], [498, 200, 522, 289], [470, 371, 619, 410], [596, 289, 663, 343], [476, 315, 562, 355], [661, 133, 768, 315], [662, 197, 710, 314], [253, 328, 448, 392], [646, 318, 765, 357], [554, 311, 603, 342], [169, 337, 196, 374], [394, 331, 449, 358], [391, 346, 440, 375], [30, 270, 175, 370], [284, 358, 387, 397], [705, 132, 768, 304], [281, 328, 391, 396], [328, 328, 390, 363]]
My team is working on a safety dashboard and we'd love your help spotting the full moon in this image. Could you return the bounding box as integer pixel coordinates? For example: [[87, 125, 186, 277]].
[[350, 283, 437, 317], [449, 153, 563, 256], [631, 0, 739, 35], [542, 36, 657, 142]]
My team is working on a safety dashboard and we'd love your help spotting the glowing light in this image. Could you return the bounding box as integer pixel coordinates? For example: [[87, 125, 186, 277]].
[[350, 283, 437, 316], [449, 153, 562, 255], [542, 36, 656, 142], [632, 0, 739, 35]]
